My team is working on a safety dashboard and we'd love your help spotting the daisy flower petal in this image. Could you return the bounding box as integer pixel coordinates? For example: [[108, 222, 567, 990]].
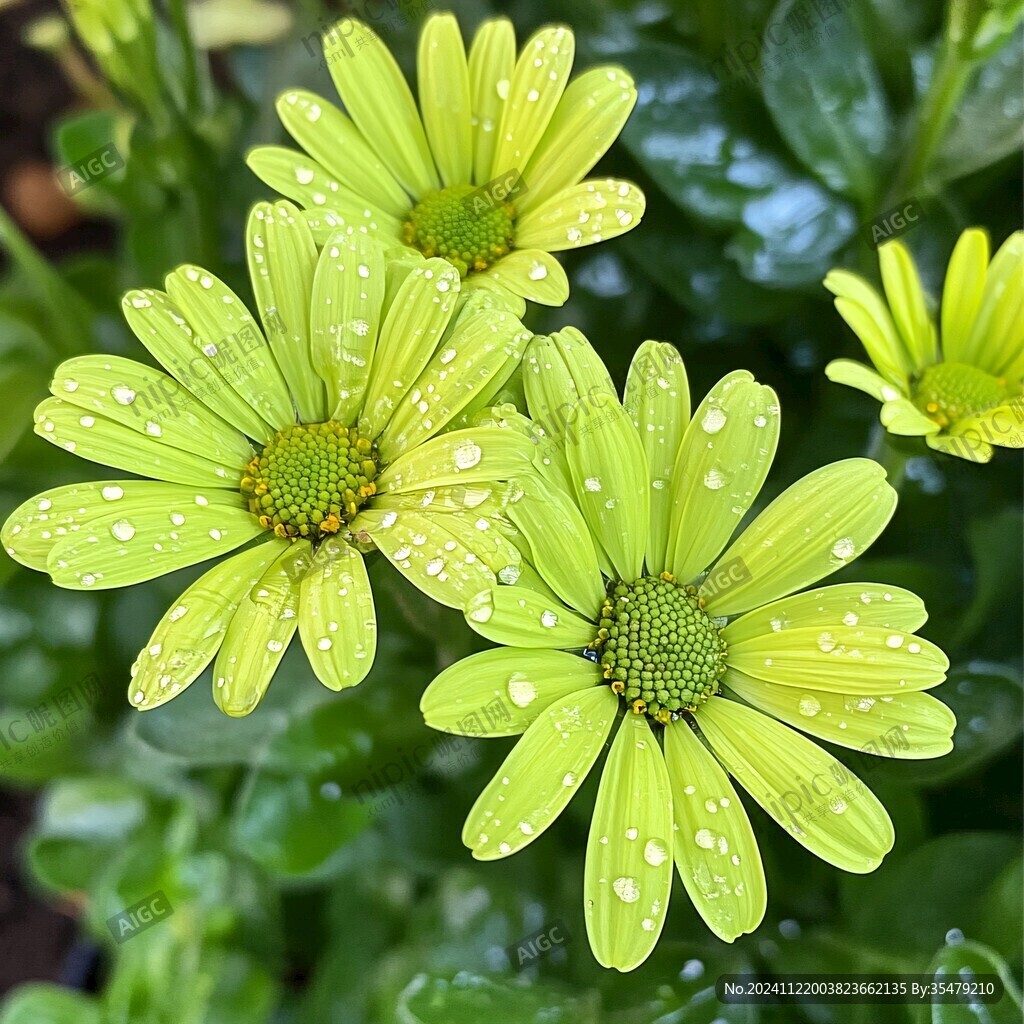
[[940, 227, 990, 365], [272, 89, 410, 218], [623, 341, 690, 572], [360, 259, 462, 441], [418, 14, 473, 187], [324, 19, 438, 197], [129, 539, 287, 709], [668, 374, 780, 583], [567, 400, 649, 583], [464, 585, 593, 648], [464, 685, 617, 860], [46, 491, 263, 590], [309, 231, 386, 423], [878, 239, 938, 367], [246, 201, 328, 423], [518, 66, 637, 215], [584, 714, 674, 972], [723, 583, 928, 642], [516, 179, 645, 252], [960, 229, 1023, 372], [121, 288, 276, 442], [824, 358, 904, 403], [723, 673, 955, 758], [700, 459, 897, 617], [879, 397, 942, 435], [34, 398, 237, 489], [489, 26, 575, 182], [213, 543, 308, 717], [422, 648, 602, 736], [698, 698, 895, 873], [298, 536, 376, 690], [954, 404, 1024, 449], [467, 17, 515, 184], [164, 265, 295, 432], [479, 249, 569, 306], [925, 431, 993, 463], [664, 721, 766, 942]]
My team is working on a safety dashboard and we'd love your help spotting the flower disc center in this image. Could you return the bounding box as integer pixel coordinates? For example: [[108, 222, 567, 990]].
[[403, 184, 515, 276], [241, 421, 377, 540], [593, 573, 727, 724], [912, 361, 1008, 429]]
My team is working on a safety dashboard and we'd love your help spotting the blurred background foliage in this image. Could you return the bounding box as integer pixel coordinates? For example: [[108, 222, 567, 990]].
[[0, 0, 1020, 1020]]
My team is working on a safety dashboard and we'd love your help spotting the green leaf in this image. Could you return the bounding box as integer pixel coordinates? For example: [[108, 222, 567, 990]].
[[0, 984, 101, 1024], [924, 938, 1023, 1024], [761, 0, 893, 201]]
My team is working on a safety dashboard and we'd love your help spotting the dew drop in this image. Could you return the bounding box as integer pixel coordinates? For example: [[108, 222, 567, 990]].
[[702, 408, 727, 434], [798, 695, 821, 717], [110, 519, 136, 541], [612, 876, 641, 903], [112, 386, 136, 405], [507, 673, 537, 708], [644, 838, 669, 866], [831, 537, 856, 560]]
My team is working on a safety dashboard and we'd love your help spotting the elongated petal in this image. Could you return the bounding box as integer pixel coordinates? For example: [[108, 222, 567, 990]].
[[129, 539, 287, 708], [723, 671, 955, 758], [697, 698, 895, 872], [49, 355, 250, 472], [519, 66, 636, 213], [700, 460, 897, 616], [878, 239, 937, 367], [465, 585, 594, 648], [360, 259, 461, 441], [468, 17, 515, 185], [479, 249, 569, 306], [34, 398, 237, 489], [585, 714, 674, 972], [489, 26, 574, 182], [663, 721, 766, 942], [824, 359, 904, 403], [506, 480, 604, 616], [516, 179, 645, 252], [310, 231, 386, 423], [723, 583, 928, 644], [941, 228, 989, 364], [299, 206, 403, 247], [880, 397, 940, 435], [567, 398, 649, 582], [418, 13, 472, 187], [376, 427, 536, 492], [926, 430, 994, 462], [213, 542, 309, 716], [353, 508, 498, 609], [975, 231, 1024, 375], [46, 490, 263, 590], [376, 307, 530, 462], [121, 288, 274, 442], [324, 18, 438, 197], [668, 375, 780, 583], [298, 536, 375, 690], [164, 265, 294, 433], [954, 404, 1024, 449], [246, 201, 327, 423], [623, 341, 689, 573], [274, 89, 409, 217], [727, 625, 947, 693], [422, 648, 602, 736], [465, 685, 617, 859], [824, 269, 914, 383]]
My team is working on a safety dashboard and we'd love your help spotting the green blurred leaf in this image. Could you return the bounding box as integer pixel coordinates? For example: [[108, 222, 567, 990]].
[[924, 938, 1022, 1024], [762, 0, 893, 202], [0, 984, 101, 1024]]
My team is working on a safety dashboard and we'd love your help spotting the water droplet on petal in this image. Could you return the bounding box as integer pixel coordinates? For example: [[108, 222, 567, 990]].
[[612, 876, 641, 903]]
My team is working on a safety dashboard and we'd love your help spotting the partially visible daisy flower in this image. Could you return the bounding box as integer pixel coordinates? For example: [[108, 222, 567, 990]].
[[246, 12, 644, 307], [421, 332, 954, 971], [825, 229, 1023, 462], [2, 200, 534, 716]]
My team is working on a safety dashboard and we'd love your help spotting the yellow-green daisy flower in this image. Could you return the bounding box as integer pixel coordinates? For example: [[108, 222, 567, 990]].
[[245, 12, 644, 307], [1, 200, 534, 717], [421, 332, 954, 972], [825, 228, 1024, 462]]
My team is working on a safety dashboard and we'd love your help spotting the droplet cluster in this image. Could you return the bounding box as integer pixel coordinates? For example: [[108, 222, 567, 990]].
[[403, 185, 515, 276], [593, 573, 727, 723], [912, 361, 1009, 429], [241, 421, 377, 539]]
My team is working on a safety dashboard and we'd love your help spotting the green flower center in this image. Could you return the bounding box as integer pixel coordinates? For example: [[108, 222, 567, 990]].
[[241, 421, 377, 540], [403, 184, 515, 277], [592, 573, 728, 724], [911, 361, 1008, 429]]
